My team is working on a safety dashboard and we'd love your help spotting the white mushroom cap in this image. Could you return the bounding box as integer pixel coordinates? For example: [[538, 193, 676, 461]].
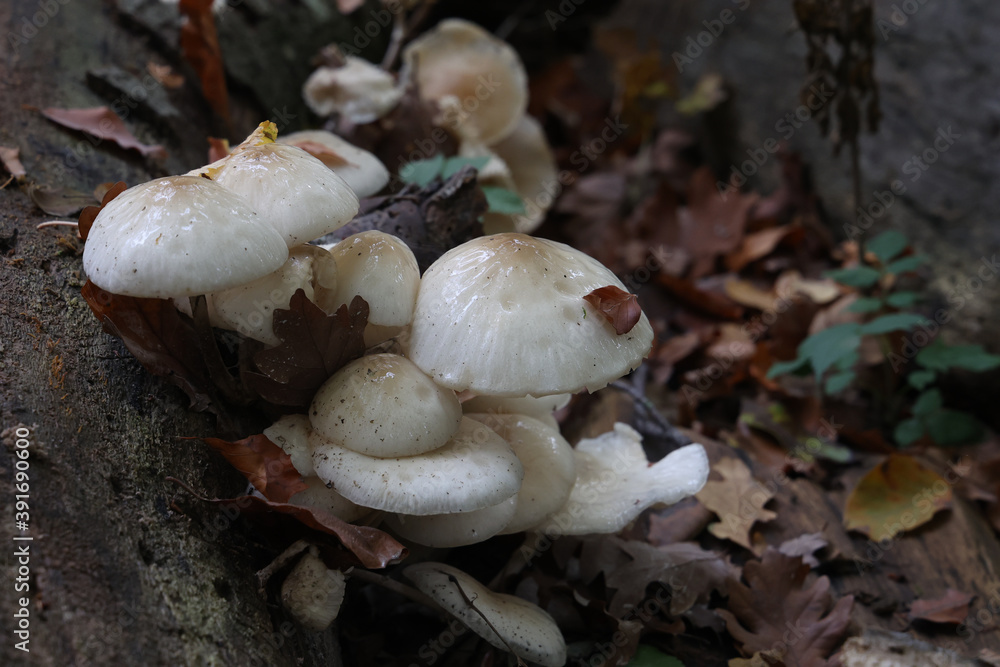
[[405, 562, 567, 667], [465, 413, 576, 535], [290, 477, 368, 523], [487, 115, 559, 235], [462, 394, 571, 429], [319, 231, 420, 329], [401, 19, 528, 145], [384, 496, 517, 548], [281, 130, 390, 198], [281, 549, 347, 632], [263, 413, 314, 475], [303, 56, 403, 123], [83, 175, 288, 298], [309, 353, 462, 458], [209, 245, 337, 345], [534, 423, 710, 536], [408, 233, 654, 397], [192, 123, 360, 247], [310, 417, 523, 515]]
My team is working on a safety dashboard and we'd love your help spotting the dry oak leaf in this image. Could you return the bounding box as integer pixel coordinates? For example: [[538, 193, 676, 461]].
[[201, 433, 307, 503], [718, 549, 854, 667], [843, 454, 953, 542], [244, 291, 369, 408], [29, 186, 96, 217], [584, 285, 642, 335], [39, 107, 166, 158], [908, 589, 974, 625], [696, 456, 777, 552]]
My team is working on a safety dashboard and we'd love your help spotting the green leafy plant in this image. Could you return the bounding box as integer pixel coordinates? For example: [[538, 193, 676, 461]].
[[768, 230, 1000, 447], [398, 155, 526, 215]]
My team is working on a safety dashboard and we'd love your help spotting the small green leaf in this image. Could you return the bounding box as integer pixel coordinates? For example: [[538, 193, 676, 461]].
[[833, 350, 860, 372], [442, 155, 490, 178], [799, 323, 862, 377], [886, 291, 922, 308], [884, 255, 926, 275], [912, 388, 943, 416], [825, 266, 881, 288], [766, 356, 810, 379], [846, 297, 882, 314], [916, 339, 1000, 372], [825, 370, 856, 395], [907, 369, 937, 390], [398, 154, 445, 186], [858, 313, 925, 335], [866, 230, 909, 263], [480, 186, 526, 214], [894, 418, 925, 446], [627, 645, 684, 667], [925, 409, 984, 446]]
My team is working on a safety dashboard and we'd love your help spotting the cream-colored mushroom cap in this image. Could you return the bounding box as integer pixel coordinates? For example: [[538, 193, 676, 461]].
[[384, 496, 517, 548], [83, 175, 288, 298], [263, 413, 314, 476], [534, 423, 709, 536], [309, 353, 461, 458], [281, 549, 347, 632], [401, 19, 527, 145], [465, 413, 576, 534], [462, 394, 571, 429], [408, 233, 654, 397], [487, 115, 559, 235], [281, 130, 390, 198], [405, 562, 567, 667], [310, 417, 523, 515], [320, 231, 420, 328], [303, 56, 403, 123], [193, 123, 359, 247], [290, 477, 368, 523]]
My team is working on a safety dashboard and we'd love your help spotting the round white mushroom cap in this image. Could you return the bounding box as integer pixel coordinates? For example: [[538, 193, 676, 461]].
[[384, 495, 517, 548], [83, 175, 288, 298], [487, 115, 559, 235], [465, 413, 576, 534], [290, 477, 368, 523], [408, 233, 654, 397], [320, 231, 420, 328], [192, 123, 360, 248], [310, 417, 523, 515], [405, 562, 566, 667], [281, 130, 390, 198], [401, 19, 527, 145], [281, 549, 347, 632], [303, 56, 403, 123], [309, 353, 462, 458], [534, 423, 710, 536]]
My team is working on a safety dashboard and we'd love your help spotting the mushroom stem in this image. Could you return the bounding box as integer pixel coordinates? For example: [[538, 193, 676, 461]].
[[256, 539, 312, 591], [348, 568, 444, 612], [189, 295, 252, 406]]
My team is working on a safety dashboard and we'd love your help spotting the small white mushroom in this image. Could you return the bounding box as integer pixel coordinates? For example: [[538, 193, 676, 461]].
[[303, 56, 403, 123], [405, 562, 566, 667], [281, 130, 390, 198], [533, 423, 710, 536], [485, 115, 559, 235], [281, 548, 347, 631]]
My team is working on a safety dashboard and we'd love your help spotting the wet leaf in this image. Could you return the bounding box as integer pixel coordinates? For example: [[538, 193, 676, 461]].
[[843, 454, 952, 541], [584, 285, 642, 335], [81, 280, 214, 412], [695, 457, 777, 552], [201, 434, 307, 503], [179, 0, 229, 120], [717, 549, 854, 667], [0, 146, 26, 181], [169, 478, 406, 569], [244, 291, 368, 408], [39, 107, 166, 158], [908, 589, 974, 625], [78, 181, 127, 240]]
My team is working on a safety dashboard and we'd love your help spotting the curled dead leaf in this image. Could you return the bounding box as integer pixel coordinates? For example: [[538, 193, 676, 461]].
[[39, 107, 166, 158], [199, 433, 308, 503], [583, 285, 641, 335], [908, 589, 974, 625]]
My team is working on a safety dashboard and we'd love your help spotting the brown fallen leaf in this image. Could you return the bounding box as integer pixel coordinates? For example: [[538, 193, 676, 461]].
[[244, 291, 368, 408], [146, 62, 184, 89], [81, 280, 215, 413], [0, 146, 26, 182], [39, 107, 166, 158], [695, 456, 777, 552], [724, 279, 778, 312], [656, 273, 744, 320], [843, 454, 953, 542], [288, 139, 356, 169], [168, 478, 406, 569], [718, 549, 854, 667], [777, 532, 828, 568], [678, 167, 759, 276], [28, 186, 96, 217], [908, 589, 974, 625], [207, 137, 230, 163], [78, 181, 127, 240], [179, 0, 229, 120], [726, 225, 802, 272], [200, 434, 307, 503], [583, 285, 641, 335], [646, 498, 714, 546]]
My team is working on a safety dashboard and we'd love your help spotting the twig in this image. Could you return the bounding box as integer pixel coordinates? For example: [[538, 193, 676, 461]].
[[381, 0, 438, 71], [445, 574, 527, 667], [256, 540, 312, 591], [36, 220, 79, 230], [610, 370, 691, 448], [1, 175, 14, 190]]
